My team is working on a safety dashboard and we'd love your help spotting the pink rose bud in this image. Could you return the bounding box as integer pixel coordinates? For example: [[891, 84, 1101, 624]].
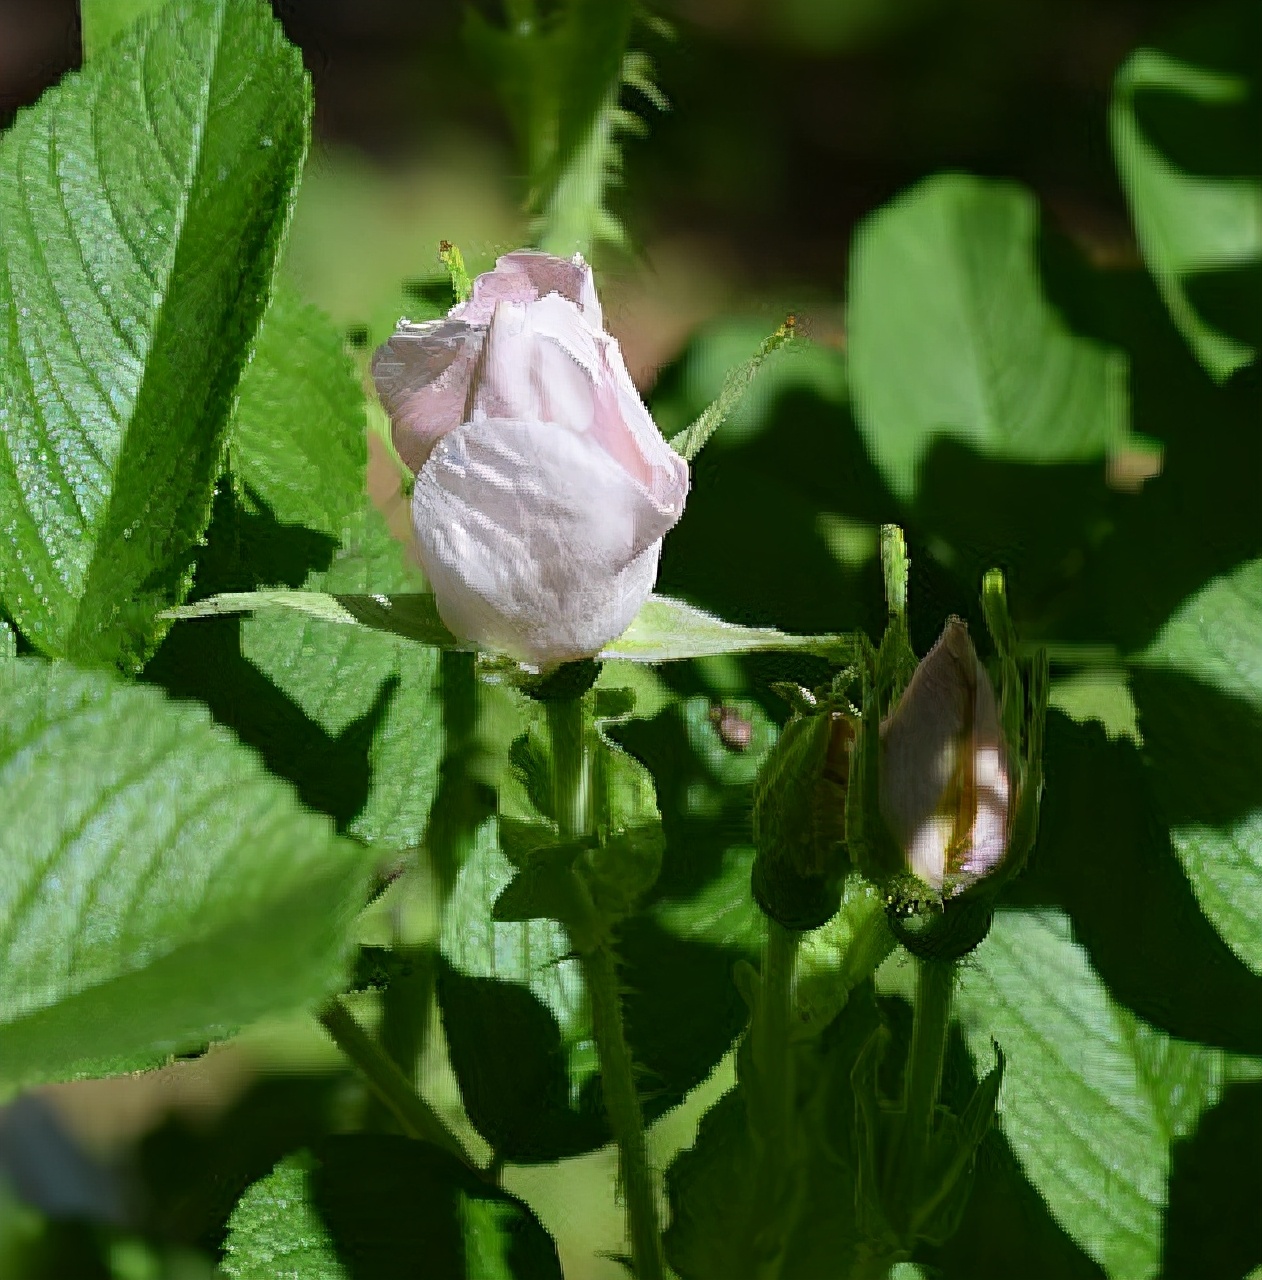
[[373, 250, 690, 670], [878, 619, 1011, 895]]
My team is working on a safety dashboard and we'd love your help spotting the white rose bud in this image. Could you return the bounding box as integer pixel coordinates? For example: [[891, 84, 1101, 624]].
[[878, 619, 1011, 895], [373, 250, 690, 670]]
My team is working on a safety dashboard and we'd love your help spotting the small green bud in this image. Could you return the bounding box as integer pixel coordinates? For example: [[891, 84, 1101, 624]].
[[752, 706, 856, 930]]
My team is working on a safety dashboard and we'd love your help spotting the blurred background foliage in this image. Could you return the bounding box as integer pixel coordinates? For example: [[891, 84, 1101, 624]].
[[2, 0, 1260, 1277]]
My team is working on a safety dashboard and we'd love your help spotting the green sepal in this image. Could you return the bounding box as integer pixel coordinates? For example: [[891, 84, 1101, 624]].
[[885, 880, 995, 962], [852, 1012, 1005, 1250], [751, 701, 855, 931]]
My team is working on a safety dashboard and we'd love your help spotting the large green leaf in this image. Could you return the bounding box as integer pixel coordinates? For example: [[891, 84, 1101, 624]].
[[846, 174, 1129, 501], [951, 909, 1241, 1280], [230, 289, 367, 539], [1133, 556, 1262, 974], [0, 658, 367, 1086], [238, 509, 443, 850], [79, 0, 170, 57], [1112, 37, 1262, 381], [0, 0, 309, 668], [222, 1139, 562, 1279]]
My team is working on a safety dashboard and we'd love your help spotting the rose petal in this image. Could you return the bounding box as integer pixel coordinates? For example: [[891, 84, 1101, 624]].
[[411, 416, 682, 669], [372, 319, 484, 472], [880, 619, 1010, 891], [454, 250, 602, 327]]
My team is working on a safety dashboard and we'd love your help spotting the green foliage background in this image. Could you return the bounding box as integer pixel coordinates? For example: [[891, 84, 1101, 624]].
[[0, 1, 1259, 1278]]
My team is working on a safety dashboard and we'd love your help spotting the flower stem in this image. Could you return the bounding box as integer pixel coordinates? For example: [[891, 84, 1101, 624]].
[[903, 955, 956, 1152], [547, 685, 665, 1280], [582, 939, 665, 1280], [753, 918, 799, 1148], [318, 998, 481, 1176], [748, 918, 802, 1279]]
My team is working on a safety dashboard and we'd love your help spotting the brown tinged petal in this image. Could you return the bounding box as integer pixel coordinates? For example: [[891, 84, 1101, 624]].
[[878, 619, 1011, 895]]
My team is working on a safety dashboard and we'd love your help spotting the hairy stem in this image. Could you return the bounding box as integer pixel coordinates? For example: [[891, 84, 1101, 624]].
[[582, 939, 665, 1280], [548, 686, 665, 1280]]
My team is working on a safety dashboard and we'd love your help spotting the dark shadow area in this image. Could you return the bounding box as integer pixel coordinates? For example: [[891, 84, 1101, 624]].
[[652, 372, 894, 640], [1036, 236, 1262, 653], [437, 961, 609, 1163], [134, 1074, 344, 1253], [910, 439, 1117, 644], [611, 705, 757, 902], [311, 1134, 562, 1279], [1183, 260, 1262, 359], [1161, 1077, 1262, 1280], [144, 485, 395, 833], [620, 917, 749, 1114], [917, 1017, 1108, 1278], [1132, 667, 1262, 831], [1004, 711, 1262, 1054], [924, 1127, 1108, 1280]]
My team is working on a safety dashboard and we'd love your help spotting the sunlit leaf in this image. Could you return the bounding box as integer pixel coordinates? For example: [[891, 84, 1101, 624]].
[[0, 0, 309, 668], [0, 658, 367, 1086]]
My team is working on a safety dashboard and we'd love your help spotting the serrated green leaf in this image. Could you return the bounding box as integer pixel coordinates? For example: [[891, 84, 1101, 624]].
[[1133, 557, 1262, 973], [953, 909, 1237, 1280], [0, 658, 367, 1086], [240, 507, 443, 849], [0, 0, 310, 669], [231, 289, 367, 538], [222, 1153, 344, 1280], [222, 1138, 562, 1279], [80, 0, 170, 58], [847, 174, 1129, 501], [1112, 40, 1261, 381]]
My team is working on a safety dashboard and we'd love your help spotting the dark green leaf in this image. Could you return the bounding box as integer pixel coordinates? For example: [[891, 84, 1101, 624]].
[[0, 0, 309, 668], [1111, 25, 1262, 380], [0, 658, 367, 1086], [1128, 557, 1262, 973], [847, 174, 1129, 501]]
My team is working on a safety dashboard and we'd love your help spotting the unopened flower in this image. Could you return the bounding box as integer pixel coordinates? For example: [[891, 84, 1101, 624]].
[[373, 250, 690, 670], [878, 619, 1010, 897], [752, 700, 856, 931]]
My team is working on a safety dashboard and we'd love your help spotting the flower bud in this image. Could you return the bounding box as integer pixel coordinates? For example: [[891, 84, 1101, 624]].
[[879, 619, 1010, 898], [752, 706, 856, 931], [373, 250, 690, 671], [848, 606, 1046, 959]]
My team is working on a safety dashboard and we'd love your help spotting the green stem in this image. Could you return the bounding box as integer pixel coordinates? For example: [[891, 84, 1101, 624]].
[[318, 999, 482, 1176], [582, 940, 665, 1280], [749, 919, 801, 1280], [547, 685, 664, 1280], [754, 919, 799, 1146], [546, 692, 590, 839], [903, 955, 956, 1151]]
